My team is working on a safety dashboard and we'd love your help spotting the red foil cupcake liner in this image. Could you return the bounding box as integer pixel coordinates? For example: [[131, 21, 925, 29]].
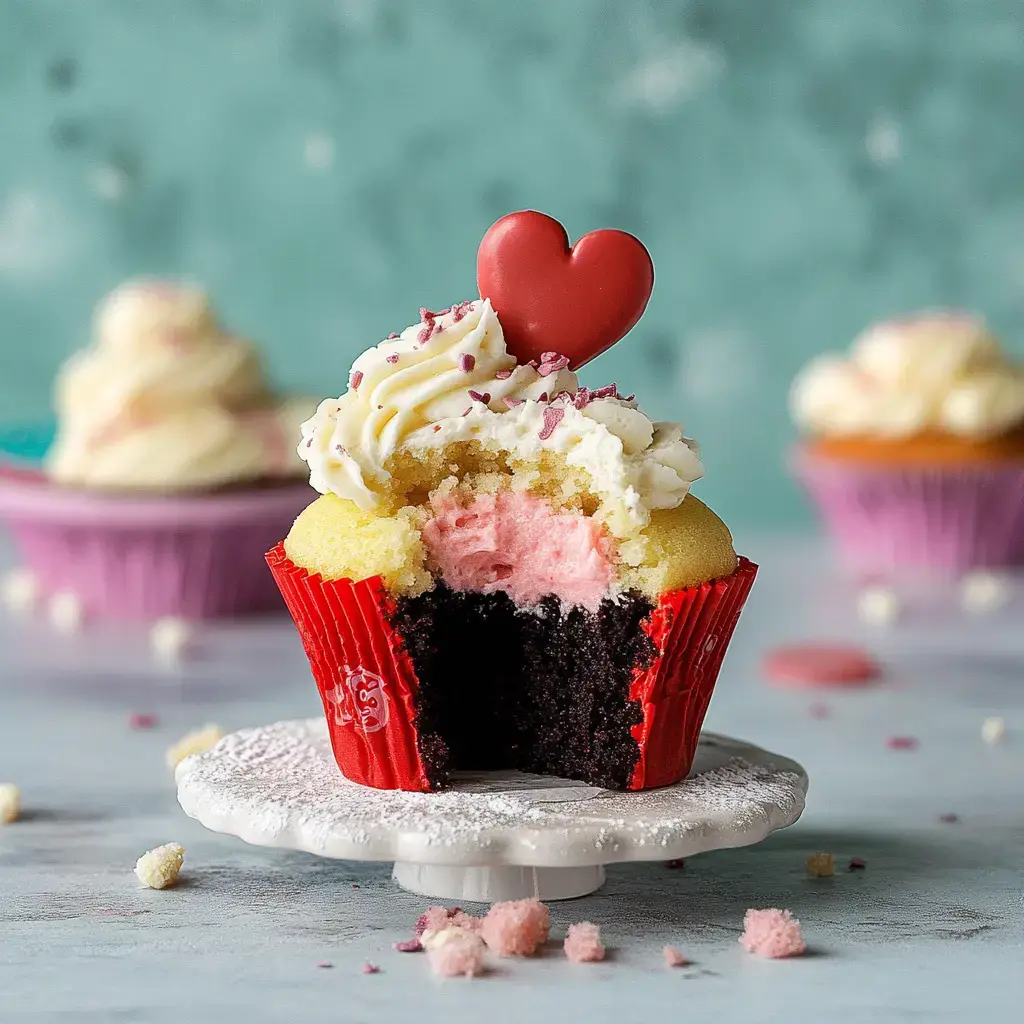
[[268, 543, 757, 792]]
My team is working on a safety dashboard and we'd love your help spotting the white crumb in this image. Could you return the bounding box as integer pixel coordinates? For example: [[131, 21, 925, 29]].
[[981, 717, 1006, 745], [166, 724, 224, 770], [960, 572, 1011, 615], [48, 589, 84, 633], [134, 842, 185, 889], [0, 783, 21, 824], [150, 617, 192, 664], [2, 568, 39, 615], [856, 584, 900, 626]]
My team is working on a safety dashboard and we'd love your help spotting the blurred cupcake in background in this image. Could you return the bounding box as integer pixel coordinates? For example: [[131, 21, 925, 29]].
[[791, 311, 1024, 575], [0, 279, 317, 620]]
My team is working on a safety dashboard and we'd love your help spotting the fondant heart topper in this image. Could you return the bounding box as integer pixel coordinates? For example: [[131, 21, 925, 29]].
[[476, 211, 654, 370]]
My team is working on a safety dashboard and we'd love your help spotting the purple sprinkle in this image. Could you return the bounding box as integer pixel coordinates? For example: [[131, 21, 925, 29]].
[[362, 962, 380, 975], [393, 939, 423, 953], [349, 370, 363, 390], [494, 368, 512, 380], [386, 354, 399, 364], [459, 354, 476, 373], [305, 437, 313, 448], [538, 406, 564, 440], [468, 390, 490, 404]]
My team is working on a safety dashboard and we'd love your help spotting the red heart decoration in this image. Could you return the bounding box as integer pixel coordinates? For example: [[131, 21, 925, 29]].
[[476, 211, 654, 369]]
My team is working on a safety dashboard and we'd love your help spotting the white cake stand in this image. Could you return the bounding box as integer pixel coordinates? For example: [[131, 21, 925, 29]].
[[176, 718, 808, 902]]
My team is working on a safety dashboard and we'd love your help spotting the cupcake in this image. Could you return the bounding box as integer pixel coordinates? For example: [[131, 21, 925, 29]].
[[0, 279, 316, 619], [791, 311, 1024, 574], [268, 211, 756, 792]]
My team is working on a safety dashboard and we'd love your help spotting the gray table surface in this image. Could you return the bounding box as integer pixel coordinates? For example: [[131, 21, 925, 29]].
[[1, 536, 1021, 1023]]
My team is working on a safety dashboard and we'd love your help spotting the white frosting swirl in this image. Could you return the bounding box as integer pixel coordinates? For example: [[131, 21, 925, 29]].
[[299, 300, 704, 535], [791, 311, 1024, 439], [47, 279, 316, 491]]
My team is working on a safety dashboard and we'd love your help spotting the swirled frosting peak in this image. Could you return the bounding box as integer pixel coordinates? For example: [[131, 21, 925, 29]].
[[299, 300, 705, 534], [47, 279, 316, 491], [791, 311, 1024, 439]]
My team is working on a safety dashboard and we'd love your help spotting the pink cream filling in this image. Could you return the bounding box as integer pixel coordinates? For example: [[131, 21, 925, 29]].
[[421, 492, 615, 611]]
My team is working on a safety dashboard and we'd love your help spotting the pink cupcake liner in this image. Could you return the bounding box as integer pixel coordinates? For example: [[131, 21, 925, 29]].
[[792, 447, 1024, 575], [0, 466, 313, 619]]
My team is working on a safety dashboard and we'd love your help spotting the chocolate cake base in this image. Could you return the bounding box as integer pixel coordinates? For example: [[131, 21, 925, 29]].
[[392, 584, 656, 790]]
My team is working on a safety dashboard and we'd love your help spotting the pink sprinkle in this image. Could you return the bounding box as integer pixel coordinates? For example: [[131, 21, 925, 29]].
[[468, 390, 490, 404], [316, 962, 333, 969], [459, 354, 476, 372], [540, 351, 561, 362], [504, 397, 523, 407], [848, 857, 866, 871], [335, 444, 347, 455], [393, 938, 423, 953], [809, 702, 831, 719], [564, 922, 604, 963], [494, 368, 512, 379], [538, 392, 548, 402], [538, 406, 564, 440], [386, 354, 399, 364], [362, 962, 380, 975], [939, 813, 959, 824], [739, 909, 806, 959], [537, 352, 570, 377], [419, 307, 436, 322], [663, 946, 688, 967], [386, 332, 399, 340], [887, 736, 918, 750], [450, 300, 474, 323], [462, 407, 472, 417], [665, 858, 686, 870], [480, 899, 549, 957], [428, 933, 487, 978], [349, 370, 363, 390], [128, 713, 158, 730]]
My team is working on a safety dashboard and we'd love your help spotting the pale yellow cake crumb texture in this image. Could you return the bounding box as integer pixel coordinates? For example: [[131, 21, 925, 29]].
[[0, 783, 20, 824], [806, 852, 835, 878], [165, 724, 224, 770], [285, 442, 737, 600], [135, 842, 185, 889]]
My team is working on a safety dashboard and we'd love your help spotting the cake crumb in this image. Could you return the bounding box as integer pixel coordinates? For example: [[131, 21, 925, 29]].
[[739, 909, 806, 958], [564, 922, 605, 962], [2, 567, 39, 615], [0, 783, 21, 824], [129, 712, 159, 730], [48, 589, 84, 633], [886, 735, 918, 750], [426, 928, 487, 978], [316, 961, 333, 969], [981, 717, 1006, 745], [848, 857, 866, 871], [166, 724, 224, 769], [393, 938, 423, 953], [960, 572, 1011, 614], [150, 617, 192, 664], [480, 898, 549, 957], [856, 585, 900, 626], [663, 946, 688, 967], [134, 842, 185, 889], [806, 852, 835, 877], [417, 906, 481, 938], [362, 962, 380, 975], [939, 813, 959, 824]]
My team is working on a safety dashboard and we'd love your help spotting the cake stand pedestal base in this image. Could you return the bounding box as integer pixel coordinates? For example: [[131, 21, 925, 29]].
[[391, 862, 606, 902], [176, 718, 808, 904]]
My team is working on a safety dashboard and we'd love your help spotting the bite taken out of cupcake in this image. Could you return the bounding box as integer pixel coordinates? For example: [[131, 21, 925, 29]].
[[268, 211, 757, 793], [790, 311, 1024, 575], [0, 279, 317, 620]]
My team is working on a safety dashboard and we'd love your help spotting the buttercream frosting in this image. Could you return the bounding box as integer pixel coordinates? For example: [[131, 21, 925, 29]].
[[791, 311, 1024, 439], [298, 300, 704, 535], [47, 279, 316, 491]]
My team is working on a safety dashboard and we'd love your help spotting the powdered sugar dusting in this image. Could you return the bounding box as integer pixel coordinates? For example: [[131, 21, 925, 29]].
[[176, 720, 806, 866]]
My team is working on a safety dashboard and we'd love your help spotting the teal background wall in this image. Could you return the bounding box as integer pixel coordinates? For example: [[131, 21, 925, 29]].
[[2, 0, 1024, 527]]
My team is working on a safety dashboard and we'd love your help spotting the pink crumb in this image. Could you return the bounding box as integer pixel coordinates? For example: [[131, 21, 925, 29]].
[[128, 713, 158, 730], [939, 813, 959, 824], [480, 899, 550, 957], [416, 906, 480, 937], [848, 857, 866, 871], [316, 961, 333, 969], [393, 938, 423, 953], [809, 702, 831, 719], [428, 932, 487, 978], [663, 946, 688, 967], [362, 962, 380, 975], [564, 922, 605, 963], [739, 909, 806, 959], [887, 736, 918, 750]]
